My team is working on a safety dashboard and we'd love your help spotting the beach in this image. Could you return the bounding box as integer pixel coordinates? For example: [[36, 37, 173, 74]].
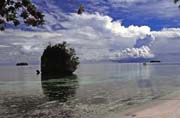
[[107, 90, 180, 118], [131, 100, 180, 118]]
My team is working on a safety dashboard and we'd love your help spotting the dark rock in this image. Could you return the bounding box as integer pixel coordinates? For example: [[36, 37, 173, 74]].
[[36, 70, 40, 75], [41, 41, 79, 80]]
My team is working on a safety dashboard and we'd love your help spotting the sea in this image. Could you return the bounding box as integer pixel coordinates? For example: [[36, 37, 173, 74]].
[[0, 62, 180, 118]]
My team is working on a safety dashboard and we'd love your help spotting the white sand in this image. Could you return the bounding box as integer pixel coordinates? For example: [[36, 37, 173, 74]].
[[106, 100, 180, 118], [106, 91, 180, 118], [127, 100, 180, 118]]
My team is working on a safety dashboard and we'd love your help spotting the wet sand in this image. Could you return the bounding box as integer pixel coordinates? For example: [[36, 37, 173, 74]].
[[130, 100, 180, 118], [107, 90, 180, 118]]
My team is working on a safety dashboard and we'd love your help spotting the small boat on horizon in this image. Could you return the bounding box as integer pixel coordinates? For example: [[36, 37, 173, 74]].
[[143, 60, 161, 65]]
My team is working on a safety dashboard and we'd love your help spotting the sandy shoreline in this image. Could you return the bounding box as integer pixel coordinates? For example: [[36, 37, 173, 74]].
[[124, 100, 180, 118], [106, 90, 180, 118]]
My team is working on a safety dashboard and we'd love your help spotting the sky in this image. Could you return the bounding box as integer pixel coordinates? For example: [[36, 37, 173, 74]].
[[1, 0, 180, 64]]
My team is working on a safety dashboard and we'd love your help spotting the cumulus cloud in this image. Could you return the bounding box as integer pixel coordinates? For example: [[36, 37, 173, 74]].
[[134, 35, 155, 48], [151, 28, 180, 54], [152, 28, 180, 38], [110, 46, 154, 60], [1, 12, 180, 64], [58, 13, 153, 61], [63, 13, 151, 37]]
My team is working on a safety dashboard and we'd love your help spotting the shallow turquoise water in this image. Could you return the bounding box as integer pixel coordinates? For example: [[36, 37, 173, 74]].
[[1, 63, 180, 117]]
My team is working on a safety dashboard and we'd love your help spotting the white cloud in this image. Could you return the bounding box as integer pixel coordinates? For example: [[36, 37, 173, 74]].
[[0, 45, 10, 48], [108, 0, 150, 4], [110, 46, 154, 60], [1, 12, 180, 63], [152, 28, 180, 38], [105, 0, 180, 19], [151, 28, 180, 54], [63, 13, 151, 37], [30, 0, 180, 33], [134, 35, 155, 48], [60, 13, 152, 60]]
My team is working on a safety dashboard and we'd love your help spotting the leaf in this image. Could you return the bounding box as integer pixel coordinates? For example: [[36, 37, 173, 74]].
[[13, 19, 20, 26], [15, 2, 22, 8], [22, 0, 31, 7], [0, 19, 5, 24], [20, 11, 28, 19]]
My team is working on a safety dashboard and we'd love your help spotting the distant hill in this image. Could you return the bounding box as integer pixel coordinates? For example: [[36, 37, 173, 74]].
[[110, 58, 153, 63]]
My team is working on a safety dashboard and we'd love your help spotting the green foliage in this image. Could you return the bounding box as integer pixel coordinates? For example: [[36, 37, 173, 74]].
[[77, 5, 85, 15], [41, 41, 79, 79], [0, 0, 45, 31]]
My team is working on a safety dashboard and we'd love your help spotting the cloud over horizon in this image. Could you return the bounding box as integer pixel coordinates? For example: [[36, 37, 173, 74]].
[[1, 12, 180, 64]]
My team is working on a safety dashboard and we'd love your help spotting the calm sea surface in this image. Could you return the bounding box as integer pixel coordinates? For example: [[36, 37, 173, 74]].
[[1, 63, 180, 118]]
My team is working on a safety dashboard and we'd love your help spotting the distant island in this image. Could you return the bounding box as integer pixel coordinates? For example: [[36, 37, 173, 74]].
[[16, 62, 28, 66], [150, 60, 161, 63]]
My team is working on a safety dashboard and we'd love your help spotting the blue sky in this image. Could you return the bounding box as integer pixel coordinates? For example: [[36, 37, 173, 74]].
[[32, 0, 180, 31], [1, 0, 180, 64]]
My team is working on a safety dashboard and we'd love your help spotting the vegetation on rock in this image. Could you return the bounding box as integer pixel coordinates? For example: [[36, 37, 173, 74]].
[[41, 41, 79, 80]]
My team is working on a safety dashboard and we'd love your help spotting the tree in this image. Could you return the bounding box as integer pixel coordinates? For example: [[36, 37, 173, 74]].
[[41, 41, 79, 80], [0, 0, 45, 31], [77, 5, 85, 15]]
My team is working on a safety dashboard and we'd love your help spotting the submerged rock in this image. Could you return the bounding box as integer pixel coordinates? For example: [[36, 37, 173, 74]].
[[41, 75, 79, 102]]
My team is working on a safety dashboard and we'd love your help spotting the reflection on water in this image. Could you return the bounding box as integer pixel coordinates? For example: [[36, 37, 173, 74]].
[[137, 79, 152, 88], [1, 63, 180, 117], [42, 75, 79, 102]]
